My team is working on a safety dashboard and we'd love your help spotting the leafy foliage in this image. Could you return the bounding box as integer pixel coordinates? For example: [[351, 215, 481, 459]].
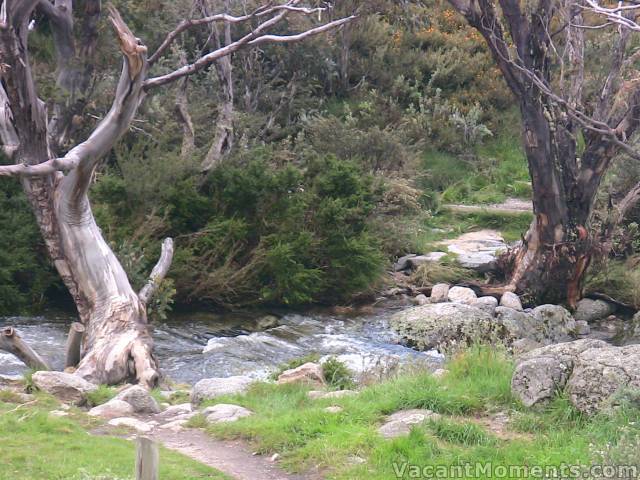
[[0, 181, 59, 315], [167, 155, 384, 306], [0, 0, 534, 312]]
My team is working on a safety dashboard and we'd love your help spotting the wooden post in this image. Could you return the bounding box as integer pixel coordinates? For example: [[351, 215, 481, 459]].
[[136, 436, 159, 480], [0, 327, 50, 371], [64, 322, 85, 369]]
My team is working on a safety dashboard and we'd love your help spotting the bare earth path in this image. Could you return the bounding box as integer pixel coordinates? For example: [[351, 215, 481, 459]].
[[151, 428, 314, 480]]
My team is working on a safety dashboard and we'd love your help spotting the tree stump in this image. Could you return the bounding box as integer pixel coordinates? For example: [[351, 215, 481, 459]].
[[64, 322, 86, 369]]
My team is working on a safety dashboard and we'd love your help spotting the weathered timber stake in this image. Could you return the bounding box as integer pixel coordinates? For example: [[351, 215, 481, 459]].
[[0, 327, 51, 371], [136, 436, 159, 480], [64, 322, 86, 369]]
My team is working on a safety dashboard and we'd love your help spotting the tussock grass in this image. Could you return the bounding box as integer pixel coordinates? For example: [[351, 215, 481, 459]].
[[204, 346, 640, 479], [421, 133, 530, 207], [86, 385, 118, 407], [585, 256, 640, 308]]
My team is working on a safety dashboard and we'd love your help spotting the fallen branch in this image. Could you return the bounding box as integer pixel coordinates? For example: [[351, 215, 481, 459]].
[[0, 327, 50, 371]]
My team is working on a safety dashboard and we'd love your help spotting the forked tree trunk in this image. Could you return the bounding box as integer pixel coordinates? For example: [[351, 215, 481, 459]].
[[0, 6, 166, 386], [446, 0, 640, 307], [503, 100, 597, 308], [0, 1, 353, 385]]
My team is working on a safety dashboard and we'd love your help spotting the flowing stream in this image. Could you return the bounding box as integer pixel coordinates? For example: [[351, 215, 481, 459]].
[[0, 304, 442, 384]]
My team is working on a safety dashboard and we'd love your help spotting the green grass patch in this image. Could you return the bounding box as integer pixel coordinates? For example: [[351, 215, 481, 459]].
[[428, 417, 497, 446], [420, 133, 530, 207], [86, 385, 118, 407], [410, 257, 479, 286], [0, 396, 228, 479], [203, 346, 640, 479]]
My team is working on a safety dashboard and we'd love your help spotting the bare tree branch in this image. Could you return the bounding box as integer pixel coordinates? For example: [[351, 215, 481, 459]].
[[56, 5, 148, 207], [9, 0, 40, 27], [148, 1, 329, 65], [144, 13, 356, 90], [138, 238, 175, 306], [39, 0, 102, 153]]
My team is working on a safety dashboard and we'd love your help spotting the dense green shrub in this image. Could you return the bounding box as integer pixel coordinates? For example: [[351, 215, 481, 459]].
[[0, 181, 59, 315], [168, 155, 384, 307]]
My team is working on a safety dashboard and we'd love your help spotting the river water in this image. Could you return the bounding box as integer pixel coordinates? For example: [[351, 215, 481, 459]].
[[0, 304, 442, 384]]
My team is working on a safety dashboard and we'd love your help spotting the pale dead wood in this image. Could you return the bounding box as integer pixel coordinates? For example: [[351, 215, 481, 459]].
[[139, 238, 175, 306], [148, 1, 329, 65], [64, 322, 85, 369], [136, 436, 159, 480], [0, 327, 50, 371], [144, 15, 355, 89], [0, 2, 355, 386]]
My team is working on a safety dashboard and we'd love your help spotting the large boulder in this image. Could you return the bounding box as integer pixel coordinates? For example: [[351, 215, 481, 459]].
[[277, 362, 325, 387], [191, 376, 253, 404], [378, 409, 441, 439], [204, 404, 253, 424], [412, 294, 429, 306], [391, 303, 494, 351], [566, 344, 640, 414], [472, 296, 498, 316], [510, 339, 640, 414], [443, 230, 507, 271], [88, 399, 134, 420], [500, 292, 523, 311], [392, 302, 578, 353], [429, 283, 450, 303], [115, 385, 160, 414], [108, 417, 155, 433], [494, 305, 576, 346], [31, 371, 97, 405], [447, 286, 477, 304], [531, 305, 576, 342], [574, 298, 616, 323]]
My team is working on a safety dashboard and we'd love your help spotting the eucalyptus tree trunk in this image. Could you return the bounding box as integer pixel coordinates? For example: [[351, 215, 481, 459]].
[[0, 0, 353, 385], [449, 0, 640, 307], [0, 5, 170, 386]]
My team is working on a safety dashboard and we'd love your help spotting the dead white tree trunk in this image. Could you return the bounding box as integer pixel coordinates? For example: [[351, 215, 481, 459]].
[[0, 1, 354, 386]]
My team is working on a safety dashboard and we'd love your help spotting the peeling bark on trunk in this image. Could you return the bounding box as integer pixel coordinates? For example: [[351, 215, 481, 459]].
[[447, 0, 640, 306], [502, 97, 596, 308], [0, 1, 353, 386], [0, 5, 161, 386]]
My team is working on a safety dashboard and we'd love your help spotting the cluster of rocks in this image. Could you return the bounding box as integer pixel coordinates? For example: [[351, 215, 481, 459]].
[[391, 284, 583, 353], [18, 371, 259, 434], [7, 358, 458, 442], [388, 283, 640, 414], [511, 338, 640, 414]]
